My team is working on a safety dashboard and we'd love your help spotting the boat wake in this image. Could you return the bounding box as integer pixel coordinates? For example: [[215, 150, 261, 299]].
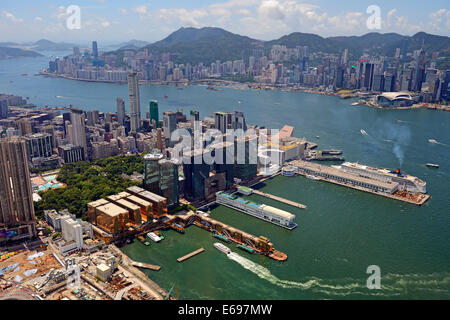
[[227, 252, 450, 298]]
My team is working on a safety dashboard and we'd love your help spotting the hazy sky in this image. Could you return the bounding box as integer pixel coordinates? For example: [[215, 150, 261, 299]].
[[1, 0, 449, 44]]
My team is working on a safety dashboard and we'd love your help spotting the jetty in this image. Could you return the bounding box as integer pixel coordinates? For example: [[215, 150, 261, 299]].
[[130, 261, 161, 271], [177, 248, 205, 263], [251, 189, 307, 209]]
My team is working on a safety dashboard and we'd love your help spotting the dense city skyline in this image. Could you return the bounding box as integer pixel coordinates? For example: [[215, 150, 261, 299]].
[[0, 0, 449, 43]]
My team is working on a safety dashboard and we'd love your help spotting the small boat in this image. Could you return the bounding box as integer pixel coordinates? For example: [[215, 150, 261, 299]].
[[306, 174, 321, 181], [428, 139, 438, 144], [426, 163, 439, 169], [316, 136, 320, 139], [147, 232, 162, 243], [164, 95, 168, 98], [351, 102, 359, 106], [214, 243, 231, 255], [360, 129, 368, 136]]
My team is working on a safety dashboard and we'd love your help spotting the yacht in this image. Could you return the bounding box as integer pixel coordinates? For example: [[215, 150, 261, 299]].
[[214, 243, 231, 255]]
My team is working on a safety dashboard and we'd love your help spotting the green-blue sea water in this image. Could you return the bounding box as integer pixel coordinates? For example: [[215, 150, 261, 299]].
[[1, 52, 449, 299]]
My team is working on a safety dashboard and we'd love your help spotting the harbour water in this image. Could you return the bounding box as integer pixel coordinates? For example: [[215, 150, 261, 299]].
[[2, 53, 450, 299]]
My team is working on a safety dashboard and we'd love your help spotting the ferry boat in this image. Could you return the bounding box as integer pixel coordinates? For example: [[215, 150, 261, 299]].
[[426, 163, 439, 169], [338, 162, 427, 193], [214, 243, 231, 255], [360, 129, 368, 136], [306, 174, 321, 181], [147, 232, 162, 243], [216, 192, 297, 230]]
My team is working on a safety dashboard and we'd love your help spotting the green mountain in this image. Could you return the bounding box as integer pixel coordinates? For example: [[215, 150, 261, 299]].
[[110, 27, 450, 67], [140, 27, 262, 64], [0, 47, 43, 59], [32, 39, 77, 51]]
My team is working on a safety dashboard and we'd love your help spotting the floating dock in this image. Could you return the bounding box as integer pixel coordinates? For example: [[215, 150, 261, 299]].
[[251, 189, 307, 209], [177, 248, 205, 263], [131, 261, 161, 271]]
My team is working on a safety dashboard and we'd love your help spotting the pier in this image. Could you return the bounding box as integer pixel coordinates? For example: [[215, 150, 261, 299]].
[[131, 261, 161, 271], [177, 248, 205, 263], [245, 188, 307, 209]]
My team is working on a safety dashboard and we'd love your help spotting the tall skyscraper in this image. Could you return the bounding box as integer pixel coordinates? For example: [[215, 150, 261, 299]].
[[163, 111, 177, 139], [86, 110, 99, 127], [0, 138, 36, 243], [158, 159, 179, 208], [414, 47, 426, 92], [92, 41, 98, 58], [232, 111, 247, 131], [128, 73, 141, 134], [149, 100, 159, 126], [70, 109, 88, 159], [143, 153, 164, 194], [116, 98, 125, 125]]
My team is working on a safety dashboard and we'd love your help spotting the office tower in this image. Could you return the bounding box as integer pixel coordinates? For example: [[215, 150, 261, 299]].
[[0, 99, 7, 119], [363, 63, 374, 90], [414, 47, 426, 92], [105, 112, 114, 124], [232, 111, 247, 131], [116, 98, 125, 125], [86, 110, 99, 126], [58, 144, 85, 163], [182, 149, 211, 201], [372, 74, 385, 92], [92, 41, 98, 58], [70, 108, 88, 159], [73, 46, 80, 56], [234, 135, 258, 181], [384, 74, 395, 92], [211, 141, 235, 189], [190, 110, 200, 131], [17, 119, 32, 135], [163, 111, 177, 139], [24, 133, 54, 162], [215, 112, 232, 134], [158, 159, 179, 208], [149, 100, 159, 126], [128, 73, 141, 134], [157, 128, 163, 151], [0, 138, 36, 243], [143, 153, 164, 194]]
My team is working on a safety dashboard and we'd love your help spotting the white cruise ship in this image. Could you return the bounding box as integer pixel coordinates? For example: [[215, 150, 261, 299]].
[[338, 162, 427, 193], [216, 192, 297, 230], [214, 243, 231, 255]]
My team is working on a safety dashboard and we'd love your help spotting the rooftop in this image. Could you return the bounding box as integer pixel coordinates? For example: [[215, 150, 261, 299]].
[[95, 203, 128, 217], [87, 198, 110, 208]]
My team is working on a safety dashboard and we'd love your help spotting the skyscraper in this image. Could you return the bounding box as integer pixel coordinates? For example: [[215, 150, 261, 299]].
[[0, 138, 36, 243], [116, 98, 125, 125], [143, 153, 164, 194], [163, 111, 177, 140], [149, 100, 159, 127], [92, 41, 98, 58], [70, 108, 88, 159], [414, 48, 426, 92], [128, 73, 141, 134], [232, 111, 247, 131], [158, 159, 179, 208]]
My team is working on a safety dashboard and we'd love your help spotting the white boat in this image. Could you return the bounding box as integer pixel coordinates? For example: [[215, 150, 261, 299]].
[[214, 243, 231, 255], [426, 163, 439, 169], [147, 232, 161, 243], [360, 129, 368, 136], [428, 139, 438, 144], [306, 174, 321, 181]]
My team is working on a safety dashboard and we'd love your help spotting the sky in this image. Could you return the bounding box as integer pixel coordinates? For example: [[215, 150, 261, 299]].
[[0, 0, 449, 44]]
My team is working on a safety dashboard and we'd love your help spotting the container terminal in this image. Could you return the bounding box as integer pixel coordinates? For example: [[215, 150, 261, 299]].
[[289, 160, 430, 205]]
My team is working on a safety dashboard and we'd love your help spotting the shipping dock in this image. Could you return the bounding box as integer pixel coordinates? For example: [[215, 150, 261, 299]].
[[290, 160, 430, 205], [237, 186, 307, 209], [216, 191, 298, 230]]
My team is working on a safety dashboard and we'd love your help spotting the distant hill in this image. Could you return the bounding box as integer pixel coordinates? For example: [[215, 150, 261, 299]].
[[118, 39, 150, 50], [108, 27, 450, 66], [32, 39, 78, 51], [0, 47, 43, 59]]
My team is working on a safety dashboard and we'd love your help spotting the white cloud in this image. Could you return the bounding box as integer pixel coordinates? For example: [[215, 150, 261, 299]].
[[119, 8, 128, 15], [34, 16, 43, 22], [133, 5, 148, 15], [2, 11, 23, 23]]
